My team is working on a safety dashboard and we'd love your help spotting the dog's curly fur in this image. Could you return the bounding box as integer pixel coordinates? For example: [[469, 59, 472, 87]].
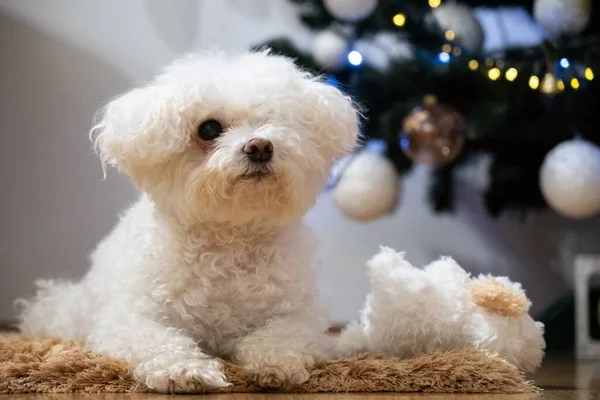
[[18, 51, 359, 393]]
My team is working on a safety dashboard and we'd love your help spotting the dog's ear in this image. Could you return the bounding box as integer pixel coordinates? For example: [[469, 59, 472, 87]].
[[90, 84, 185, 173], [309, 80, 361, 159]]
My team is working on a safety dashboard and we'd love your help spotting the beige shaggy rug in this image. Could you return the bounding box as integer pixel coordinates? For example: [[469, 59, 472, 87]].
[[0, 333, 537, 394]]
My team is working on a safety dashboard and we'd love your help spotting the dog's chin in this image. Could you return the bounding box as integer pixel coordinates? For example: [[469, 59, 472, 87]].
[[239, 171, 271, 182], [237, 163, 274, 183]]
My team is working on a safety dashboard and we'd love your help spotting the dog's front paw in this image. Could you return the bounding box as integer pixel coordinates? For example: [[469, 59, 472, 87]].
[[138, 358, 231, 393], [248, 362, 310, 390]]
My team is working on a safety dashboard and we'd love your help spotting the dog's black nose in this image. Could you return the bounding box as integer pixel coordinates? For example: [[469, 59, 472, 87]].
[[243, 138, 273, 163]]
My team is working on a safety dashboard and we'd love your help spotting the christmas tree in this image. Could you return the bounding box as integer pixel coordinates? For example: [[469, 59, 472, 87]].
[[255, 0, 600, 220]]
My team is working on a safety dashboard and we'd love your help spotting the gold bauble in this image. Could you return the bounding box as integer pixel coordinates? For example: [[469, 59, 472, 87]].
[[400, 100, 466, 166]]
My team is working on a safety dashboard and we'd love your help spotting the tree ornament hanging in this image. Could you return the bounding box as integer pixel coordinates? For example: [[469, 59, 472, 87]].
[[312, 29, 349, 71], [323, 0, 378, 23], [334, 150, 400, 222], [534, 0, 591, 38], [400, 96, 466, 166], [430, 3, 485, 54], [540, 139, 600, 219]]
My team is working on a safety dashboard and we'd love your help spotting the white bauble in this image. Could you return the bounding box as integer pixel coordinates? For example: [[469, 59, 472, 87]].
[[312, 30, 348, 70], [534, 0, 591, 37], [430, 3, 484, 53], [540, 139, 600, 219], [324, 0, 378, 22], [334, 151, 400, 222]]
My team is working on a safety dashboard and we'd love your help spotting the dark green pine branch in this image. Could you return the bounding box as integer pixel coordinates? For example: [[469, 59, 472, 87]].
[[255, 0, 600, 217]]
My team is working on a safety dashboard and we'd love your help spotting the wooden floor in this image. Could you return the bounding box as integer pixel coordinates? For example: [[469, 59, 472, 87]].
[[1, 358, 598, 400]]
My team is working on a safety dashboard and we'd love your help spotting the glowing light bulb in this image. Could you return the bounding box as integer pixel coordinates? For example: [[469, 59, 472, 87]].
[[505, 68, 518, 82], [429, 0, 441, 8], [393, 13, 406, 27], [445, 30, 455, 41], [529, 75, 540, 90], [585, 67, 594, 81], [468, 60, 479, 71], [488, 67, 501, 81], [452, 47, 462, 56], [557, 80, 565, 91], [442, 44, 452, 53], [423, 94, 438, 105], [571, 78, 580, 89], [437, 52, 450, 64], [541, 73, 558, 95], [347, 50, 363, 66], [559, 58, 570, 68]]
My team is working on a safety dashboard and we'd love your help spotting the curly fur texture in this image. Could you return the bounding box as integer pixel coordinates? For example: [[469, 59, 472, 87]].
[[18, 51, 359, 393], [337, 247, 546, 373]]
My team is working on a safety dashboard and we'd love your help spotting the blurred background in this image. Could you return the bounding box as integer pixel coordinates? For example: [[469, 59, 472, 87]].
[[1, 0, 599, 353]]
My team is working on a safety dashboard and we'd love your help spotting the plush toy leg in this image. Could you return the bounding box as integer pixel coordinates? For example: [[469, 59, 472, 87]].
[[471, 276, 531, 317], [367, 246, 429, 293], [469, 275, 545, 372], [424, 256, 471, 287]]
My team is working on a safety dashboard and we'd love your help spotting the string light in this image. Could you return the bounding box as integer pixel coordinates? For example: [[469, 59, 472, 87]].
[[445, 30, 455, 41], [557, 80, 565, 91], [559, 58, 570, 68], [571, 78, 580, 89], [468, 60, 479, 70], [347, 51, 363, 66], [485, 58, 494, 68], [442, 44, 452, 53], [541, 73, 558, 95], [529, 75, 540, 90], [393, 13, 406, 27], [488, 68, 501, 81], [424, 94, 438, 105], [505, 68, 518, 82], [585, 67, 594, 81], [452, 47, 462, 57], [437, 52, 450, 64], [429, 0, 441, 8], [496, 60, 505, 69]]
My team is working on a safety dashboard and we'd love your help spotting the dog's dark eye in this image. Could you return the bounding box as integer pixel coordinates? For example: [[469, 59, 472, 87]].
[[197, 120, 223, 141]]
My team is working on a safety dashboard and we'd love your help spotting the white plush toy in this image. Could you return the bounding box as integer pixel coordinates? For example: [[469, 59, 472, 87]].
[[338, 247, 546, 372]]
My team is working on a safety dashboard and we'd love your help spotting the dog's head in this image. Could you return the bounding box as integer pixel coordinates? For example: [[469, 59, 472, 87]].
[[92, 51, 359, 226]]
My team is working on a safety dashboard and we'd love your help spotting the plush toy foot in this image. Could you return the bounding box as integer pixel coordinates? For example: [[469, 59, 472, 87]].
[[367, 247, 428, 293], [424, 256, 471, 286], [469, 275, 545, 372], [471, 276, 531, 317]]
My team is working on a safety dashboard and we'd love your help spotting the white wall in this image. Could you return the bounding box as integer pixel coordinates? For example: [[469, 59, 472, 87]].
[[1, 0, 598, 324]]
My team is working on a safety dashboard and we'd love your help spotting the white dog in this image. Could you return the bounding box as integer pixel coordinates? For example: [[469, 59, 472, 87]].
[[18, 51, 359, 393]]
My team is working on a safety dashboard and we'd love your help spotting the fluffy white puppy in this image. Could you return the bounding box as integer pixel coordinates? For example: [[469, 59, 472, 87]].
[[338, 247, 546, 372], [18, 51, 359, 393]]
